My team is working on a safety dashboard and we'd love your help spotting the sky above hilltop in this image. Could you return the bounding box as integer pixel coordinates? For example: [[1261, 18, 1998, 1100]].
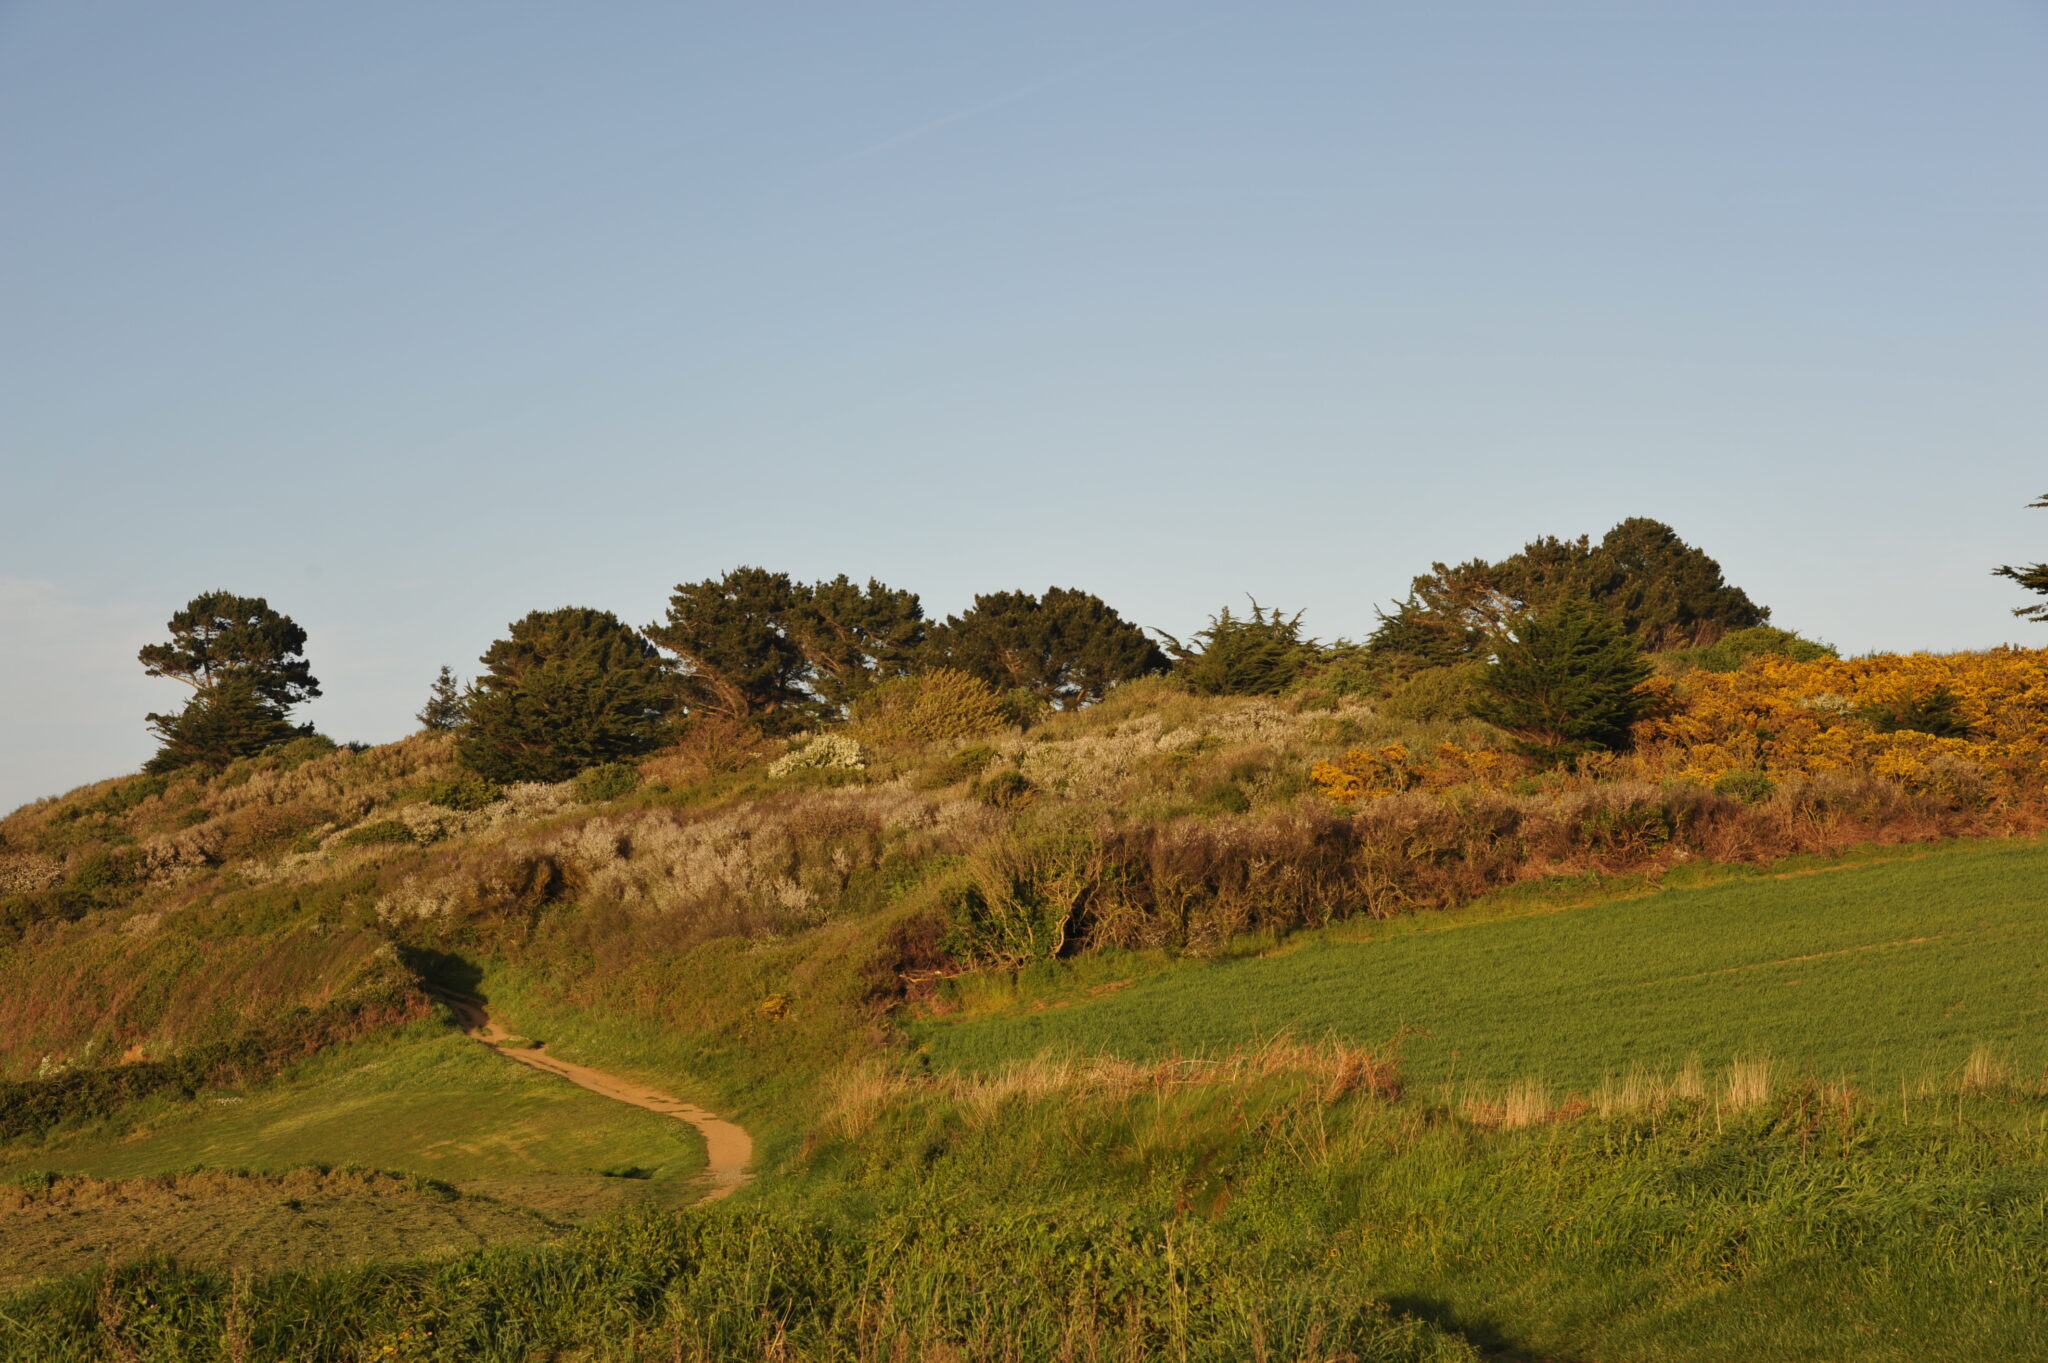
[[3, 1, 2046, 811]]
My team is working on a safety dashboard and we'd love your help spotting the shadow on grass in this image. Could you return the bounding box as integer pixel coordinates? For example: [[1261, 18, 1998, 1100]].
[[398, 946, 485, 997], [1384, 1295, 1579, 1363]]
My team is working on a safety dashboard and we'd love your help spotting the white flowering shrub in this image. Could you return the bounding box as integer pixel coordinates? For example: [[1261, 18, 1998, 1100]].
[[769, 734, 869, 778]]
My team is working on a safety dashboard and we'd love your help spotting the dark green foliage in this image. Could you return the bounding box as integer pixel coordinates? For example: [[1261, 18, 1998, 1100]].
[[1681, 625, 1837, 672], [973, 768, 1035, 809], [1994, 492, 2048, 622], [572, 761, 640, 803], [649, 568, 926, 727], [788, 574, 927, 712], [1171, 602, 1313, 696], [423, 775, 503, 810], [1577, 517, 1769, 649], [137, 591, 320, 709], [417, 664, 467, 731], [1370, 519, 1768, 666], [649, 567, 809, 726], [1379, 662, 1489, 722], [332, 821, 415, 849], [458, 608, 677, 784], [139, 592, 320, 772], [1858, 685, 1974, 739], [1472, 598, 1654, 762], [1713, 769, 1777, 804], [143, 678, 306, 773], [928, 587, 1168, 707]]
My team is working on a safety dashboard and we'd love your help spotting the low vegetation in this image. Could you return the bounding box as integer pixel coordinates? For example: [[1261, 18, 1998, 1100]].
[[4, 513, 2048, 1355]]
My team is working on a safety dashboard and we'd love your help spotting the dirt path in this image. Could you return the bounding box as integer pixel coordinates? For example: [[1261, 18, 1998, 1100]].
[[436, 992, 752, 1203]]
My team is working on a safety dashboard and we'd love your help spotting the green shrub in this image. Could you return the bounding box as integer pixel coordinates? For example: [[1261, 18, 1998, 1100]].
[[917, 743, 999, 789], [973, 769, 1035, 809], [1858, 684, 1974, 739], [424, 775, 503, 811], [1713, 770, 1776, 804], [573, 762, 641, 803], [1380, 662, 1488, 722], [1173, 603, 1314, 696], [333, 821, 415, 849], [1684, 625, 1836, 672], [849, 668, 1008, 747]]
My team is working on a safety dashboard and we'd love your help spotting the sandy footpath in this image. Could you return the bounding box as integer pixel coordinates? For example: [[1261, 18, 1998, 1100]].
[[437, 991, 753, 1203]]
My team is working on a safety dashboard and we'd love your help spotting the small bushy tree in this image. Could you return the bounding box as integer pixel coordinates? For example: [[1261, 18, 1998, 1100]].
[[927, 587, 1167, 708], [1472, 598, 1653, 763], [459, 608, 676, 783], [418, 665, 467, 731], [1171, 602, 1313, 696]]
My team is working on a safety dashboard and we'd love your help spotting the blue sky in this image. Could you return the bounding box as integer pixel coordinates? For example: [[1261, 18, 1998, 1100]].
[[3, 1, 2045, 811]]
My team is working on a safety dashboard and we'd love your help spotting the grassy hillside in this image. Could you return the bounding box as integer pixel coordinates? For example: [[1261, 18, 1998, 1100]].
[[916, 838, 2048, 1094], [5, 658, 2048, 1358]]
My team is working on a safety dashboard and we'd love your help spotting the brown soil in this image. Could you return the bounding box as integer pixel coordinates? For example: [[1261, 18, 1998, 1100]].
[[437, 992, 753, 1203]]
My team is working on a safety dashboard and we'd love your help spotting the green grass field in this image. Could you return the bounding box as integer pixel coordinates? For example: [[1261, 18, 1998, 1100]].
[[917, 840, 2048, 1092], [0, 1017, 709, 1285]]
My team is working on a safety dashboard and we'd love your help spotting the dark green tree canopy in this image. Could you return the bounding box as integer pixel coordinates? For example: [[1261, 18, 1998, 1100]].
[[144, 677, 306, 773], [648, 567, 808, 726], [459, 607, 676, 783], [138, 591, 320, 708], [1369, 518, 1767, 666], [138, 592, 319, 770], [1170, 602, 1314, 696], [928, 587, 1168, 707], [787, 575, 927, 712], [647, 568, 925, 728], [1471, 597, 1654, 764], [1994, 492, 2048, 622]]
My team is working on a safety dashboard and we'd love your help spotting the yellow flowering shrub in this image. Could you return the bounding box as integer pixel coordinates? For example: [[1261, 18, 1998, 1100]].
[[1308, 647, 2048, 807], [1630, 647, 2048, 795]]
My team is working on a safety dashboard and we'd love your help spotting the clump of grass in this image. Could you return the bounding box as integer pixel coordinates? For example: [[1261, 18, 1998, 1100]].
[[1725, 1052, 1774, 1110]]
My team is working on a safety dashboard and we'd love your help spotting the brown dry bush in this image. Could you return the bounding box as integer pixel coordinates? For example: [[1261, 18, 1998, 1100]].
[[638, 718, 772, 788]]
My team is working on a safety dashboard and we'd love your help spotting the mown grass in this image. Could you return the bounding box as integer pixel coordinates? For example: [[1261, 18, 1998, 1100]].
[[0, 1019, 708, 1231], [916, 838, 2048, 1092], [6, 1060, 2044, 1361]]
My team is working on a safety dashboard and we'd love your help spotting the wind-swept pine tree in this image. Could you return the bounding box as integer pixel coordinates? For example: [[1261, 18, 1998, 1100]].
[[1472, 597, 1653, 764], [1995, 493, 2048, 622], [139, 591, 320, 770]]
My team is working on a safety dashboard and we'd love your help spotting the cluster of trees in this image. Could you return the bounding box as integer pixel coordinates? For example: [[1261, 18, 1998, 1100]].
[[140, 508, 2034, 780], [136, 575, 1171, 781]]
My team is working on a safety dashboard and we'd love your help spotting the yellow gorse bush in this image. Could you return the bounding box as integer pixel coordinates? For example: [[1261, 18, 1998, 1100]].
[[1633, 647, 2048, 792], [1310, 647, 2048, 803]]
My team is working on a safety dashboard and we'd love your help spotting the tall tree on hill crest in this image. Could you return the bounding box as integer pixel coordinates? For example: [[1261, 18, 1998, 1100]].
[[139, 591, 319, 770]]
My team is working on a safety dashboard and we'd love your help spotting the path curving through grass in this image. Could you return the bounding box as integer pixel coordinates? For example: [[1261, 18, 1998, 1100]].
[[438, 991, 753, 1203]]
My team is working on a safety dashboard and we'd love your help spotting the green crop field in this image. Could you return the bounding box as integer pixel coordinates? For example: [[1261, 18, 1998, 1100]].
[[0, 1022, 707, 1232], [917, 840, 2048, 1093]]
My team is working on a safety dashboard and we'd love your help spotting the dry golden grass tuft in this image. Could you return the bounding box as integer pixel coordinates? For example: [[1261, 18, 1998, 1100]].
[[820, 1038, 1403, 1138]]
